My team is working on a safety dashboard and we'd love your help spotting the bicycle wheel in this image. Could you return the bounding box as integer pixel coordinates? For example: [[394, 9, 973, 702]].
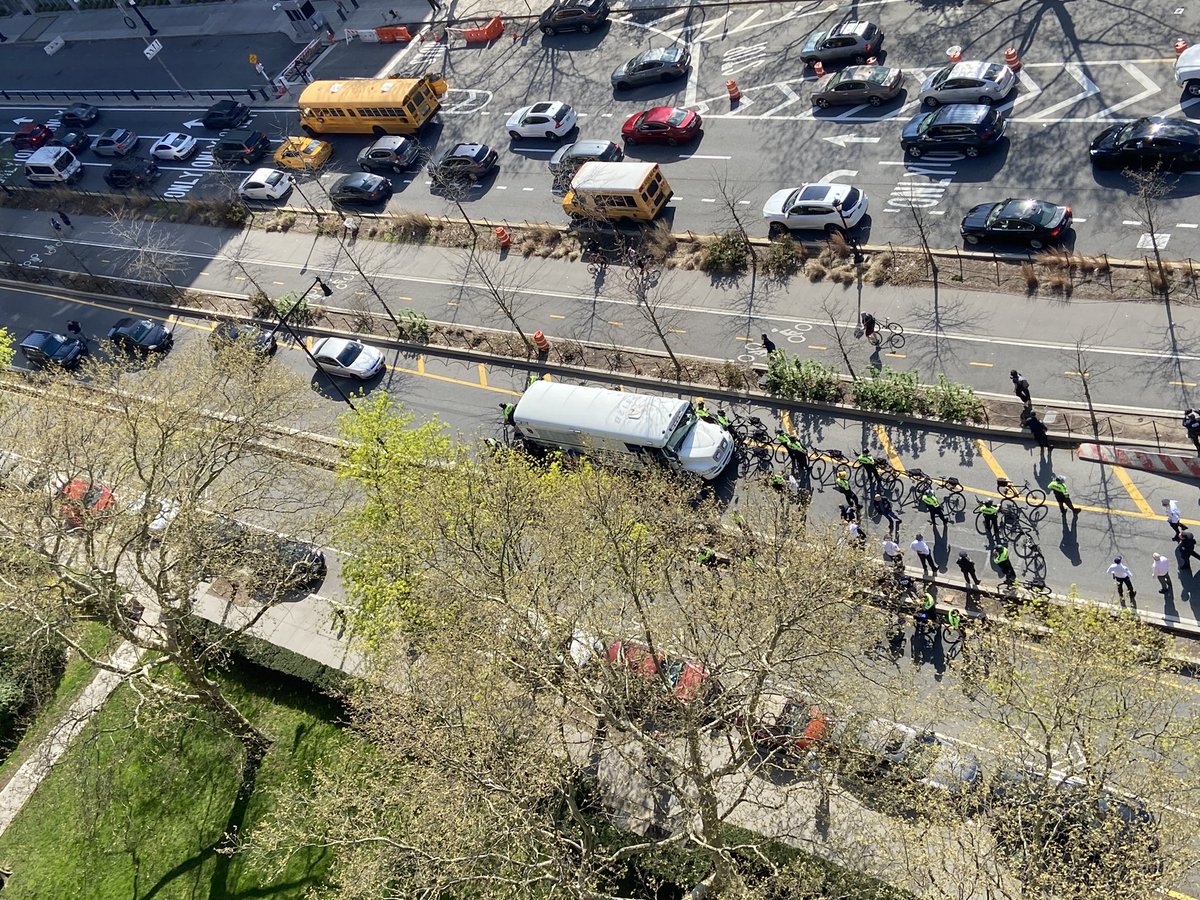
[[808, 457, 828, 485], [1025, 550, 1048, 581], [887, 322, 905, 338], [1026, 503, 1048, 525], [941, 624, 964, 648], [945, 492, 966, 515], [887, 333, 906, 351], [1014, 532, 1039, 560], [867, 332, 883, 347], [1025, 489, 1047, 509], [974, 514, 989, 536], [773, 445, 791, 465]]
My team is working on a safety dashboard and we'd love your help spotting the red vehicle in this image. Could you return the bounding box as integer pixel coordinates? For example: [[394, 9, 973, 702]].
[[744, 693, 831, 758], [59, 478, 115, 528], [13, 123, 52, 151], [621, 107, 702, 146], [606, 640, 721, 703]]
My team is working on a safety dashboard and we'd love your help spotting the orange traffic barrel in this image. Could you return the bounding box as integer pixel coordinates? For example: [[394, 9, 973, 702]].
[[726, 79, 741, 101], [495, 225, 512, 248], [532, 330, 550, 352], [1177, 38, 1190, 56], [1003, 47, 1021, 71]]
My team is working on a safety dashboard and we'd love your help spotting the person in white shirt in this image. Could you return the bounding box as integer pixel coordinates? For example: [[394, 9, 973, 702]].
[[848, 521, 865, 546], [882, 538, 900, 565], [911, 534, 934, 576], [1107, 556, 1136, 602], [1163, 499, 1183, 539], [1152, 552, 1172, 594]]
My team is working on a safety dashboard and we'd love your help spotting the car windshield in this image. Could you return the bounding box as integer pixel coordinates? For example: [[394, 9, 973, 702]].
[[803, 31, 825, 51], [35, 334, 66, 355], [468, 145, 490, 162], [265, 171, 285, 186], [169, 135, 187, 147], [127, 321, 155, 341], [928, 67, 952, 89], [916, 114, 935, 135], [301, 141, 322, 156], [666, 109, 689, 126], [1000, 199, 1058, 225], [335, 343, 364, 366], [983, 63, 1005, 81]]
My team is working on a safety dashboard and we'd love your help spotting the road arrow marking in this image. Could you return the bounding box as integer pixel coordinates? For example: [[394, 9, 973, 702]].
[[11, 117, 32, 125], [817, 168, 859, 182], [822, 135, 880, 147], [183, 118, 204, 129]]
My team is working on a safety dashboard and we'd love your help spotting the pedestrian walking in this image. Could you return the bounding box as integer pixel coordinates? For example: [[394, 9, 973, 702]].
[[976, 497, 1001, 542], [1107, 556, 1136, 602], [1178, 526, 1200, 574], [760, 333, 777, 356], [919, 486, 949, 525], [1163, 498, 1183, 539], [882, 537, 901, 566], [1152, 552, 1173, 594], [1046, 474, 1076, 513], [993, 544, 1016, 584], [1184, 408, 1200, 454], [873, 492, 901, 536], [911, 533, 935, 577], [49, 218, 62, 234], [834, 468, 860, 512], [56, 210, 72, 229], [66, 320, 82, 337], [1023, 410, 1051, 453], [847, 520, 866, 547], [957, 550, 980, 587], [1011, 369, 1031, 405], [343, 216, 359, 240]]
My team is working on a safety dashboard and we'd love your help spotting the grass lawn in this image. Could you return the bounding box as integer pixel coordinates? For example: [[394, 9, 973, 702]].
[[0, 659, 350, 899]]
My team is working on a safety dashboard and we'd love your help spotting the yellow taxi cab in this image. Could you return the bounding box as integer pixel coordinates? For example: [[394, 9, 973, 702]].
[[273, 136, 333, 170]]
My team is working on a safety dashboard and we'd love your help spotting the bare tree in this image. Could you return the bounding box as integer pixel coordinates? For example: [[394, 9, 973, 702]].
[[460, 249, 536, 351], [106, 208, 191, 302], [621, 258, 685, 380], [1124, 165, 1173, 299]]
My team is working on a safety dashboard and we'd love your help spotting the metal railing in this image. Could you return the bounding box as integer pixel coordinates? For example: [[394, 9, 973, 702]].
[[0, 86, 276, 103]]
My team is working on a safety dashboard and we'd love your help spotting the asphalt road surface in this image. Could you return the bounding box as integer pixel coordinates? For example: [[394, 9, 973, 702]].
[[7, 0, 1200, 254]]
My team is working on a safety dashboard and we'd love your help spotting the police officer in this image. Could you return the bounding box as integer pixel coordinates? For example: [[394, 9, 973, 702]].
[[856, 449, 880, 487], [919, 486, 948, 525], [834, 468, 860, 512], [957, 550, 980, 587], [1183, 408, 1200, 453], [1046, 474, 1076, 513], [1010, 369, 1031, 405], [976, 497, 1001, 542], [993, 545, 1016, 584]]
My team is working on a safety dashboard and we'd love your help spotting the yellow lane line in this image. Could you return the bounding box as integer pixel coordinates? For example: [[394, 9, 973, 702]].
[[875, 426, 905, 472], [608, 321, 623, 326], [477, 365, 488, 387], [884, 352, 905, 359], [1168, 890, 1200, 899], [969, 361, 993, 367], [386, 362, 521, 397], [974, 440, 1008, 481], [548, 314, 566, 319], [808, 344, 828, 350], [734, 336, 751, 342], [417, 355, 425, 375], [1170, 380, 1197, 387], [1113, 464, 1156, 516], [305, 336, 313, 351], [668, 328, 688, 334]]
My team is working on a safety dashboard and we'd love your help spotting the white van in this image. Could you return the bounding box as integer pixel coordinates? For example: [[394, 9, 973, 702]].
[[512, 380, 733, 480], [25, 146, 82, 185]]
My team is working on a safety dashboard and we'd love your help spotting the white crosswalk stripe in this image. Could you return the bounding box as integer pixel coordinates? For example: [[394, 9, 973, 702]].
[[721, 42, 770, 76]]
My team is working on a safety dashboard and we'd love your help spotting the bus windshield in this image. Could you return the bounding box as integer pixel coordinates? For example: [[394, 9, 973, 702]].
[[665, 406, 697, 454]]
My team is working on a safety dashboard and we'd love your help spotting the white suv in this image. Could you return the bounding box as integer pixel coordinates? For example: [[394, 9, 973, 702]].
[[762, 183, 868, 237]]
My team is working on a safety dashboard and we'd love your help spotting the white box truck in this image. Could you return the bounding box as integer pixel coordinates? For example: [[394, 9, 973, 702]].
[[512, 380, 733, 480]]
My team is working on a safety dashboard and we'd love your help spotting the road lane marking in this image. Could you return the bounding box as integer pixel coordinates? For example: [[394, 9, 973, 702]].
[[808, 344, 827, 350], [974, 440, 1008, 481], [477, 364, 488, 387], [548, 314, 566, 319], [969, 361, 994, 367], [417, 355, 425, 375], [1170, 380, 1197, 387], [608, 321, 623, 326], [884, 352, 905, 359], [875, 426, 904, 473], [1112, 465, 1156, 516]]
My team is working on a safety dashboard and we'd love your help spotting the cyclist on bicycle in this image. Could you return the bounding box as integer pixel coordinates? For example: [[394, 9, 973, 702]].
[[975, 497, 1001, 541], [860, 312, 878, 340], [776, 430, 809, 469], [855, 448, 880, 485]]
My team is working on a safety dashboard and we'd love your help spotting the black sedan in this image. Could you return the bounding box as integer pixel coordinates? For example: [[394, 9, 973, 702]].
[[1090, 116, 1200, 171], [329, 173, 393, 206], [202, 100, 250, 130], [960, 198, 1072, 249], [19, 330, 88, 370], [104, 158, 159, 190], [209, 321, 278, 357], [60, 103, 99, 127], [49, 126, 90, 154], [107, 317, 173, 355]]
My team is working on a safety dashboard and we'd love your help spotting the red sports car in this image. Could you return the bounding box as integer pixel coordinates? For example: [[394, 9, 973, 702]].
[[60, 478, 115, 528], [606, 640, 721, 703], [13, 123, 52, 151], [621, 107, 702, 146]]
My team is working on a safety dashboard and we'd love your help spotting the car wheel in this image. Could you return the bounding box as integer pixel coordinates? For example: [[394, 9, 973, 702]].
[[1189, 80, 1200, 97], [542, 25, 555, 34], [852, 54, 866, 64], [468, 173, 479, 183], [964, 233, 980, 245], [580, 23, 592, 32], [923, 96, 939, 108], [868, 95, 883, 107], [1029, 238, 1044, 249], [965, 146, 980, 158], [242, 155, 252, 164], [768, 222, 788, 239], [978, 95, 993, 105], [617, 81, 631, 91], [803, 57, 819, 67], [360, 163, 372, 172], [509, 130, 521, 139], [825, 223, 846, 237], [905, 145, 922, 158], [667, 137, 678, 146]]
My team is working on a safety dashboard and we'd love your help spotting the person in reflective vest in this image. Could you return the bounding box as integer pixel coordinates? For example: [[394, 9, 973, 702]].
[[993, 545, 1015, 584]]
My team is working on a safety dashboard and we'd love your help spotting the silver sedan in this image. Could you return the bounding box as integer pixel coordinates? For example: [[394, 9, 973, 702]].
[[919, 60, 1015, 108]]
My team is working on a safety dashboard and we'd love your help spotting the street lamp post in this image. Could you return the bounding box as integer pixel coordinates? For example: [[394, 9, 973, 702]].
[[832, 200, 865, 322], [268, 278, 364, 413]]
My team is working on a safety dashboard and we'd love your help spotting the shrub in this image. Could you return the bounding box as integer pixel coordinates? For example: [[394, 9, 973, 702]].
[[763, 236, 799, 278], [275, 291, 319, 326], [922, 374, 983, 423], [396, 310, 431, 342], [852, 367, 922, 415], [643, 220, 677, 260], [389, 211, 431, 242], [764, 352, 841, 403], [248, 288, 274, 318], [1021, 261, 1038, 292], [699, 231, 748, 273]]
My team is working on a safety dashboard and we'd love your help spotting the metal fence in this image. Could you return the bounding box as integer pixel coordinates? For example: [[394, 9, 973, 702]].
[[0, 86, 277, 103]]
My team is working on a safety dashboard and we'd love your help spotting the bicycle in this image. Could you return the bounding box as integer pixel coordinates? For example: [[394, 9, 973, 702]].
[[973, 497, 1003, 538], [853, 454, 900, 493], [585, 253, 608, 278], [997, 477, 1046, 509], [817, 448, 853, 487], [865, 317, 905, 350], [774, 431, 827, 482], [908, 469, 966, 514], [996, 576, 1051, 604]]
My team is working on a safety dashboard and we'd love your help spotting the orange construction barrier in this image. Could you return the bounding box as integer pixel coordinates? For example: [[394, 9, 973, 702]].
[[532, 330, 550, 352], [375, 25, 412, 42], [1003, 47, 1020, 71], [495, 225, 512, 248], [1177, 38, 1190, 56], [812, 61, 824, 77], [946, 45, 963, 63], [726, 79, 741, 101], [462, 15, 503, 42]]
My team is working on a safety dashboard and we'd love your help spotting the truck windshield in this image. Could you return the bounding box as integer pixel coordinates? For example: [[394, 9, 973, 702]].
[[665, 407, 697, 453]]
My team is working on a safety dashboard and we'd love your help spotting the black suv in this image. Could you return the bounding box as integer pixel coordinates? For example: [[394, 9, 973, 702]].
[[214, 129, 272, 164], [104, 158, 160, 189], [19, 330, 88, 370], [357, 135, 421, 173], [538, 0, 609, 35], [901, 103, 1005, 158], [428, 142, 499, 183], [202, 100, 251, 130]]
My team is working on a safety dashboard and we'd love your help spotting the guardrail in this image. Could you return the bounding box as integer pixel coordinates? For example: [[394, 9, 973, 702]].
[[0, 86, 277, 103]]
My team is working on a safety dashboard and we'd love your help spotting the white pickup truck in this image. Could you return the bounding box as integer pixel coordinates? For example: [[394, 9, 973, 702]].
[[1175, 44, 1200, 96]]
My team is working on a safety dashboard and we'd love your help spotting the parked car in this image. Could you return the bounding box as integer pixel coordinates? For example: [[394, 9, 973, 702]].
[[538, 0, 609, 35], [900, 103, 1005, 158], [49, 126, 91, 154], [427, 142, 499, 183], [506, 102, 578, 140], [838, 716, 981, 797], [107, 316, 173, 355], [919, 60, 1015, 108], [150, 132, 198, 161], [93, 128, 139, 157], [18, 329, 88, 370], [762, 182, 868, 236], [1089, 116, 1200, 170], [60, 103, 100, 127], [203, 515, 327, 593], [104, 158, 159, 189], [800, 20, 884, 67], [58, 477, 115, 529], [202, 100, 251, 129], [621, 106, 702, 145], [329, 172, 393, 206], [548, 139, 624, 177], [811, 65, 904, 108], [309, 336, 385, 380], [209, 321, 278, 357], [611, 47, 691, 90], [274, 135, 333, 170], [960, 198, 1072, 249], [238, 167, 294, 201], [744, 693, 831, 760], [357, 135, 421, 173], [213, 129, 271, 164], [605, 640, 722, 705], [12, 123, 52, 151]]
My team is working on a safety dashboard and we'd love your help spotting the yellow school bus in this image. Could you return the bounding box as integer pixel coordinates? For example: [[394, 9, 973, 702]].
[[563, 161, 673, 222], [298, 74, 446, 137]]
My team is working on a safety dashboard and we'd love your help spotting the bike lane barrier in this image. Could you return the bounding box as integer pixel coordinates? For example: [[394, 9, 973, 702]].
[[1077, 443, 1200, 479]]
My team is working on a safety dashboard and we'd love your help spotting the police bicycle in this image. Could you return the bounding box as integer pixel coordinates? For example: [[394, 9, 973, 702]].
[[908, 468, 966, 515]]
